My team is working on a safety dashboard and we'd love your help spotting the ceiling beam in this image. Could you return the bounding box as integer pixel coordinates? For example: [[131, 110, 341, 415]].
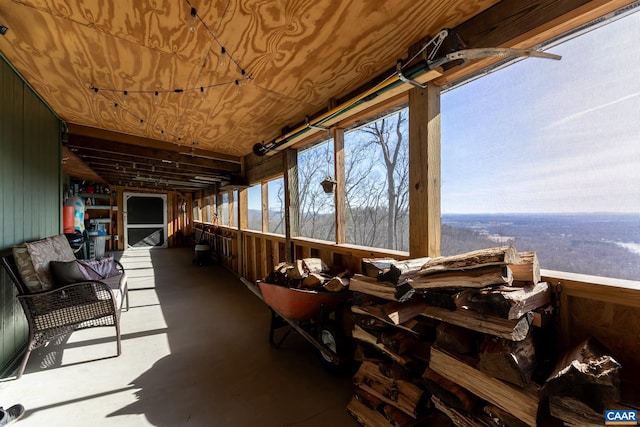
[[67, 135, 242, 172], [66, 123, 242, 164]]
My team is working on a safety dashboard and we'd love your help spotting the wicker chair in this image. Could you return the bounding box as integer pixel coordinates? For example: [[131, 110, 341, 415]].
[[1, 254, 128, 378]]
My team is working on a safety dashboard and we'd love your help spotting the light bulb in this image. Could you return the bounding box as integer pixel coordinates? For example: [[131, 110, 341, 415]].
[[112, 102, 119, 115], [189, 7, 197, 32], [235, 80, 241, 96], [219, 47, 227, 68], [91, 87, 99, 101], [153, 91, 160, 105], [122, 90, 128, 107], [200, 86, 205, 102], [138, 119, 145, 129]]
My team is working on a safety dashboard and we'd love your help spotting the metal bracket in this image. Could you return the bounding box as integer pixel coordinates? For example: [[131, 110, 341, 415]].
[[305, 115, 330, 131], [397, 60, 427, 88]]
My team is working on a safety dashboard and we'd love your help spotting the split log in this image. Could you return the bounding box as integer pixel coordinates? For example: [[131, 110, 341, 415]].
[[423, 368, 478, 412], [362, 257, 398, 278], [435, 322, 477, 355], [354, 386, 385, 408], [378, 257, 432, 284], [301, 272, 325, 288], [421, 306, 533, 341], [382, 405, 415, 427], [408, 265, 513, 290], [323, 276, 349, 292], [421, 288, 460, 310], [287, 259, 307, 279], [548, 396, 602, 427], [302, 257, 328, 274], [350, 274, 397, 301], [509, 251, 540, 286], [542, 337, 621, 412], [431, 396, 490, 427], [347, 397, 394, 427], [477, 335, 536, 387], [350, 274, 415, 302], [352, 325, 414, 367], [430, 347, 540, 427], [379, 330, 419, 355], [380, 299, 429, 325], [454, 282, 550, 320], [415, 246, 520, 276], [352, 360, 425, 419], [482, 404, 530, 427]]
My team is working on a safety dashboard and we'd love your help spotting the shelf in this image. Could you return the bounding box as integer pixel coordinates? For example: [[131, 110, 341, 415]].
[[79, 192, 112, 199], [90, 218, 111, 223], [86, 205, 111, 210]]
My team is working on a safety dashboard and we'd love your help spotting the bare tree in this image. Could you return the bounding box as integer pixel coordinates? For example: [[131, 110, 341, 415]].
[[359, 110, 409, 250]]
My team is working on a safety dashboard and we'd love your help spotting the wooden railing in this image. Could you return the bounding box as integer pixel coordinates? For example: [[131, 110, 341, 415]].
[[193, 221, 640, 382]]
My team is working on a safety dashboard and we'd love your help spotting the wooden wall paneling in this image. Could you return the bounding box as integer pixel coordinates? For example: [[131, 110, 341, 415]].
[[333, 128, 346, 244], [408, 83, 441, 258], [0, 55, 61, 376], [259, 237, 268, 280]]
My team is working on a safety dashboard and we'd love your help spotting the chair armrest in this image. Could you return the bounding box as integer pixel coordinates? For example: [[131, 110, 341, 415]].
[[17, 280, 117, 316], [114, 259, 125, 274]]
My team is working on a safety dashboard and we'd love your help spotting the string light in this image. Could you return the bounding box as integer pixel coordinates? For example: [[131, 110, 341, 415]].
[[189, 7, 198, 32], [87, 2, 255, 146], [219, 46, 227, 68]]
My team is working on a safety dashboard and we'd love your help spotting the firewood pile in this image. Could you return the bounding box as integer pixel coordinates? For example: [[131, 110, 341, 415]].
[[346, 245, 624, 426], [263, 258, 351, 293]]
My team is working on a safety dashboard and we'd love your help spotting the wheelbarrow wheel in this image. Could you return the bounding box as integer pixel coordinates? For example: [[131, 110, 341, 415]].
[[318, 321, 343, 368]]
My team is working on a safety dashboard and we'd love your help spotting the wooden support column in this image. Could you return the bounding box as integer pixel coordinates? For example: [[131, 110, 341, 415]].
[[228, 191, 236, 228], [408, 83, 441, 258], [283, 149, 300, 262], [261, 182, 269, 233], [333, 127, 346, 244], [238, 188, 248, 277]]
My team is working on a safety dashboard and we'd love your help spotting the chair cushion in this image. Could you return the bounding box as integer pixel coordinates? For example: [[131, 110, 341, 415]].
[[77, 255, 120, 280], [12, 244, 43, 293], [13, 235, 77, 293], [50, 260, 86, 287]]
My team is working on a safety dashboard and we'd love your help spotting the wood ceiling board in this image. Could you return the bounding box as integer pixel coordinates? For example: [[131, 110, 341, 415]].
[[0, 0, 498, 160]]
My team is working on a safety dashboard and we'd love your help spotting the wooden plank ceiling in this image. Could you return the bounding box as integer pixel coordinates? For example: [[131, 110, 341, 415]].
[[0, 0, 633, 192]]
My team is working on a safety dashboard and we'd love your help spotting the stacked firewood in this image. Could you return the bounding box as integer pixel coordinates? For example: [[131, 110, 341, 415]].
[[346, 246, 623, 426], [263, 258, 351, 292]]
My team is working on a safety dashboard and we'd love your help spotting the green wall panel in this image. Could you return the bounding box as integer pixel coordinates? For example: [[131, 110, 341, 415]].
[[0, 54, 61, 376]]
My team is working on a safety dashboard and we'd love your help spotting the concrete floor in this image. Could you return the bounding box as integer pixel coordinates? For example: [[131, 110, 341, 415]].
[[0, 248, 358, 426]]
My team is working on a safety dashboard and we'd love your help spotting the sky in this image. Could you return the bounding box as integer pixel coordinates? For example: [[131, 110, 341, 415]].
[[441, 10, 640, 214]]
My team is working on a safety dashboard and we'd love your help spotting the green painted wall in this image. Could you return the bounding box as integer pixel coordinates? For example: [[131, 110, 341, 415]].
[[0, 54, 62, 376]]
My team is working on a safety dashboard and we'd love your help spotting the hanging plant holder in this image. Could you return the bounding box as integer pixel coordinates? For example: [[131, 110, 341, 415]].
[[320, 176, 337, 194]]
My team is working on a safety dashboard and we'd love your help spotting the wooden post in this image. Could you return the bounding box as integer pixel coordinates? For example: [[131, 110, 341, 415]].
[[238, 187, 248, 277], [283, 148, 299, 262], [333, 127, 346, 244], [228, 190, 235, 228], [261, 181, 269, 233], [408, 83, 441, 258]]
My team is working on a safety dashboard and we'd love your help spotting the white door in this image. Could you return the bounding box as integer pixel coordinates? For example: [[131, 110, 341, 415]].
[[123, 193, 168, 249]]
